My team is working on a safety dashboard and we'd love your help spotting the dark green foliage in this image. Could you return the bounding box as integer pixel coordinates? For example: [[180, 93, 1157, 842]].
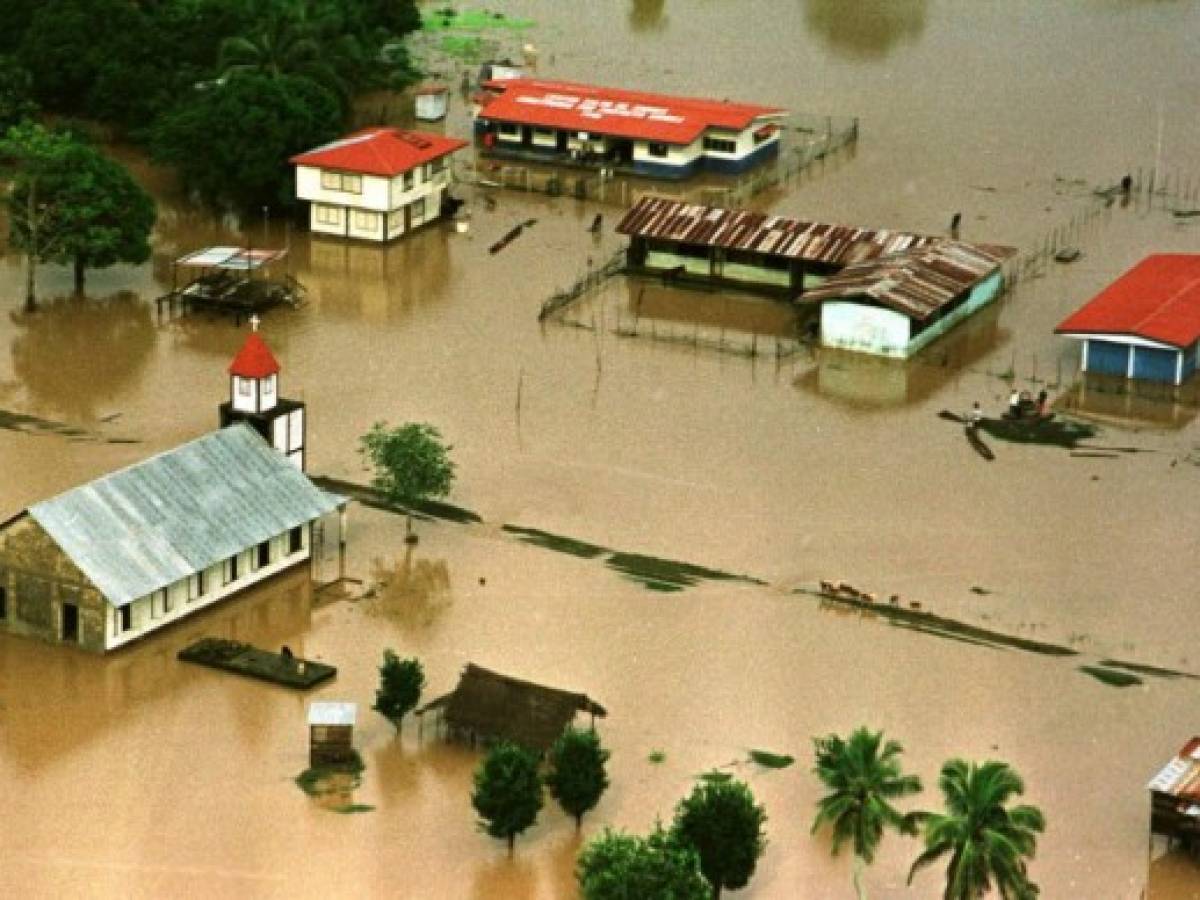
[[372, 650, 424, 728], [151, 72, 341, 212], [748, 749, 794, 770], [363, 0, 422, 35], [546, 727, 610, 828], [577, 826, 712, 900], [671, 773, 767, 899], [811, 727, 923, 899], [908, 759, 1045, 900], [471, 741, 543, 856], [3, 123, 155, 292], [0, 57, 37, 133], [359, 422, 456, 537]]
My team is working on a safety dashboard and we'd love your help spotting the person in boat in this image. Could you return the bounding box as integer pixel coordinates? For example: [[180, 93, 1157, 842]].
[[1035, 389, 1049, 417], [1008, 389, 1022, 418]]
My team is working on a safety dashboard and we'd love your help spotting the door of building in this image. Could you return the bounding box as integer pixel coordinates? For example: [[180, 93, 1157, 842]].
[[62, 602, 79, 643]]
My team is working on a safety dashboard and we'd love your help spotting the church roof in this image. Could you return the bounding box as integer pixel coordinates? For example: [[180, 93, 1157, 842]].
[[29, 425, 343, 607], [229, 332, 280, 378]]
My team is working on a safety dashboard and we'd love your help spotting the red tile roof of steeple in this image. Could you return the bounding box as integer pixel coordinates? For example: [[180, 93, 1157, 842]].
[[228, 333, 280, 378]]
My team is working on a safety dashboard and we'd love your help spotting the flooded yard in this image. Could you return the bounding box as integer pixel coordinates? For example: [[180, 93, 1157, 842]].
[[2, 1, 1200, 897]]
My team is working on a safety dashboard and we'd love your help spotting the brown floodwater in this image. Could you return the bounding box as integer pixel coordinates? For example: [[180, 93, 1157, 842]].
[[3, 1, 1200, 897]]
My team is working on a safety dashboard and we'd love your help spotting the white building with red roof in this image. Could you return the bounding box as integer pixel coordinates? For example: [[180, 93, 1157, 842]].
[[1055, 254, 1200, 385], [290, 128, 467, 242], [473, 78, 786, 179]]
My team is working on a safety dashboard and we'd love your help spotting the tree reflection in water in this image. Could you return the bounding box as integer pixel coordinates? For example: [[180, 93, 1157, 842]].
[[804, 0, 928, 59], [629, 0, 668, 32]]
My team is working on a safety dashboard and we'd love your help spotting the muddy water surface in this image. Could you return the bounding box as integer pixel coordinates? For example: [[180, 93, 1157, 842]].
[[2, 2, 1200, 897]]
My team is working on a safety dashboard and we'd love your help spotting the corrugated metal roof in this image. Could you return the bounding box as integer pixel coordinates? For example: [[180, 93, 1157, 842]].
[[1149, 737, 1200, 810], [798, 240, 1013, 321], [309, 702, 357, 726], [1055, 254, 1200, 349], [29, 425, 343, 607], [616, 195, 932, 264], [477, 78, 784, 145]]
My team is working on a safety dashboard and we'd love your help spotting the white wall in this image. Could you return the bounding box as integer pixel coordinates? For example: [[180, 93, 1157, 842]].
[[296, 166, 390, 212], [232, 376, 258, 413], [821, 301, 912, 358], [633, 138, 702, 167], [105, 526, 311, 650]]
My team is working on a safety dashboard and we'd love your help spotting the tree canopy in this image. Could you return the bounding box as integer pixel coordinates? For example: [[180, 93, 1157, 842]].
[[0, 56, 37, 133], [577, 826, 712, 900], [151, 72, 341, 212], [908, 759, 1044, 900], [471, 741, 543, 857], [546, 726, 610, 830], [359, 421, 456, 538], [372, 650, 424, 729], [811, 727, 923, 900], [671, 773, 767, 899]]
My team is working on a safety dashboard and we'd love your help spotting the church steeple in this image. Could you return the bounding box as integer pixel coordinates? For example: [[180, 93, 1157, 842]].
[[219, 318, 307, 470]]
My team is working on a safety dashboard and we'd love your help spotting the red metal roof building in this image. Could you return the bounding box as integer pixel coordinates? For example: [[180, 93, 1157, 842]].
[[1055, 255, 1200, 384], [290, 128, 468, 242], [473, 78, 785, 179]]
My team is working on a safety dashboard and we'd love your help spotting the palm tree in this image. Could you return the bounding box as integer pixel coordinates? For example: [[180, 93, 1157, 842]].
[[811, 727, 923, 900], [908, 759, 1045, 899]]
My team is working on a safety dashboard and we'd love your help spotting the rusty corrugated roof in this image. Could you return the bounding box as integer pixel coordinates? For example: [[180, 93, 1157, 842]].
[[1149, 737, 1200, 806], [616, 196, 1014, 321], [799, 240, 1014, 321]]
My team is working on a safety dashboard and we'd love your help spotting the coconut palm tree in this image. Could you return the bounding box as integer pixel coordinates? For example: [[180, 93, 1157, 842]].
[[908, 758, 1045, 899], [811, 727, 923, 900]]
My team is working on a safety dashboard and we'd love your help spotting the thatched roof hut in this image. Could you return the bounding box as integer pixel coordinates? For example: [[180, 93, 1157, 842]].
[[415, 663, 606, 752]]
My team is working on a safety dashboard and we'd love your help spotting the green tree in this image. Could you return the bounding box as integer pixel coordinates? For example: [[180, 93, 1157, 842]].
[[546, 726, 610, 830], [471, 741, 543, 857], [671, 773, 767, 899], [0, 57, 37, 133], [372, 649, 424, 730], [151, 71, 342, 212], [10, 142, 155, 293], [908, 759, 1045, 900], [577, 825, 712, 900], [811, 727, 923, 900], [359, 422, 455, 542], [0, 122, 76, 309]]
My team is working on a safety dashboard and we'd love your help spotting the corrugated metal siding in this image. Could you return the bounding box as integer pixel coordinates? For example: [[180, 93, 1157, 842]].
[[29, 425, 342, 607], [1086, 340, 1131, 377], [1132, 345, 1180, 383]]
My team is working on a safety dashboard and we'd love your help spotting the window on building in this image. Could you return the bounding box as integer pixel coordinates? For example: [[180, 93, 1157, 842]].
[[354, 210, 380, 231], [403, 171, 415, 191], [258, 541, 271, 568], [0, 583, 6, 620], [224, 554, 240, 585], [533, 128, 555, 141], [431, 157, 447, 175], [162, 587, 173, 614], [289, 526, 304, 554], [499, 122, 520, 137], [646, 142, 670, 158], [703, 136, 738, 154], [315, 204, 341, 226], [320, 171, 361, 193], [190, 570, 206, 601], [236, 377, 252, 397], [118, 605, 132, 634], [412, 198, 426, 221]]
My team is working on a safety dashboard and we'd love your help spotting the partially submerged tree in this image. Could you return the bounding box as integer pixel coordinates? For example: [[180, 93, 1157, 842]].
[[908, 759, 1045, 900], [546, 726, 610, 830], [471, 741, 543, 857], [2, 123, 156, 297], [372, 650, 424, 731], [811, 727, 923, 900], [671, 773, 767, 899], [577, 825, 712, 900], [359, 422, 456, 543]]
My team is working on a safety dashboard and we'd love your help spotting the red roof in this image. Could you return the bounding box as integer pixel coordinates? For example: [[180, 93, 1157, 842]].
[[476, 78, 784, 145], [228, 333, 280, 379], [289, 128, 467, 177], [1056, 255, 1200, 349]]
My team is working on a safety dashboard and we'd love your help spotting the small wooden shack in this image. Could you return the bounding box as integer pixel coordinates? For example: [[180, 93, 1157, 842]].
[[415, 663, 606, 753], [415, 84, 449, 121], [308, 701, 357, 766], [1148, 737, 1200, 854]]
